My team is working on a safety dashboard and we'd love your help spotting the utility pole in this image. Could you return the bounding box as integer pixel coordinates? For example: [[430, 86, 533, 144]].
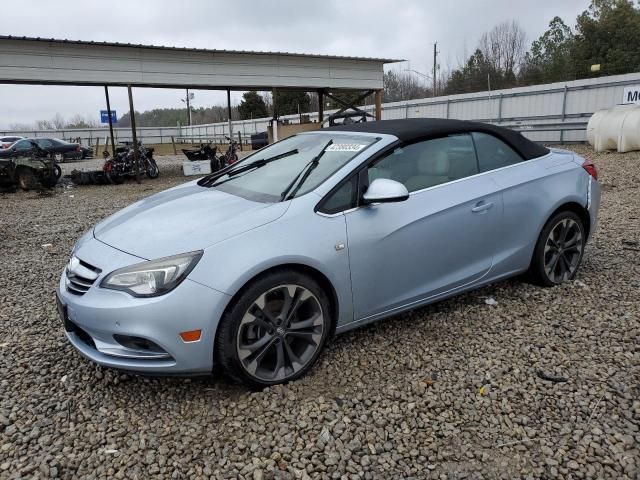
[[186, 89, 191, 125], [432, 42, 438, 97], [227, 88, 233, 139], [181, 89, 193, 126], [127, 85, 140, 184], [104, 86, 116, 157]]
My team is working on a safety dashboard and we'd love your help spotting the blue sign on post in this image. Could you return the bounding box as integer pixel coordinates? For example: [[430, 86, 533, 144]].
[[100, 110, 117, 124]]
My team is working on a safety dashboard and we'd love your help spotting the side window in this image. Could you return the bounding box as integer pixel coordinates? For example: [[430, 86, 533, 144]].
[[367, 134, 478, 193], [37, 139, 53, 148], [472, 132, 522, 172], [318, 177, 355, 214], [14, 140, 32, 151]]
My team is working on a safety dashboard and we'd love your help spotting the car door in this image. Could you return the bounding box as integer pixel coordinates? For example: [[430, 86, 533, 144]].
[[344, 134, 503, 321], [12, 140, 33, 156], [470, 131, 560, 277], [37, 139, 53, 149]]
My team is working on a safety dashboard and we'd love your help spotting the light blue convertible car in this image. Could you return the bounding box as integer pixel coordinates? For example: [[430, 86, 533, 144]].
[[57, 119, 600, 388]]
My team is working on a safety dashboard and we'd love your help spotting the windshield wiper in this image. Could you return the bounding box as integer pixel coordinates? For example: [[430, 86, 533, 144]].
[[199, 148, 299, 187], [227, 148, 299, 177], [280, 140, 333, 201]]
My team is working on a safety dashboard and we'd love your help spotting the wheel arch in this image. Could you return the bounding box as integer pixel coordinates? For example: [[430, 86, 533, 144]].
[[219, 262, 340, 336], [547, 201, 591, 239], [528, 200, 591, 270]]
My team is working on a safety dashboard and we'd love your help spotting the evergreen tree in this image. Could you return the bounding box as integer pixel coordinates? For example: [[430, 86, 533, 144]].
[[572, 0, 640, 77], [520, 17, 574, 84], [273, 91, 311, 116], [238, 91, 269, 120]]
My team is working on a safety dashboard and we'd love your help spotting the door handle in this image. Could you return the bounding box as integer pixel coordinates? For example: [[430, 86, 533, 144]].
[[471, 201, 494, 213]]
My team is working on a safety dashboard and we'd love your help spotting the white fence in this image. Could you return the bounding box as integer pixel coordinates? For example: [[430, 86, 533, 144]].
[[3, 72, 640, 146]]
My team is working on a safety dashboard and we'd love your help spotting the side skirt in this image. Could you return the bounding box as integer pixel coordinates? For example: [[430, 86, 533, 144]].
[[335, 268, 525, 335]]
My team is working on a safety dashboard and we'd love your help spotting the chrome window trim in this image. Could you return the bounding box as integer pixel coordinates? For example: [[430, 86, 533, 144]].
[[314, 150, 552, 217], [316, 207, 358, 218]]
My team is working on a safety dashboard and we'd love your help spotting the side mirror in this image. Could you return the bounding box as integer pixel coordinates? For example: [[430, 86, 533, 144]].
[[362, 178, 409, 204]]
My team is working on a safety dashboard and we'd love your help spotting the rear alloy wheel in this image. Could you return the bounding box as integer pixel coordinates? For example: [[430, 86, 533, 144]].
[[530, 211, 585, 286], [217, 271, 331, 388]]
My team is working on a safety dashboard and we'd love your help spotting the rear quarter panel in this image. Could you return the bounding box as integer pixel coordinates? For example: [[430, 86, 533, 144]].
[[489, 150, 589, 277]]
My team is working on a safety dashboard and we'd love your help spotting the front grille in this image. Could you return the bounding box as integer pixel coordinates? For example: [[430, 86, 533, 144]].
[[65, 257, 101, 296]]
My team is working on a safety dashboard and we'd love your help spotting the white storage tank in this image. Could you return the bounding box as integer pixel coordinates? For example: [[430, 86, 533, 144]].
[[587, 104, 640, 153]]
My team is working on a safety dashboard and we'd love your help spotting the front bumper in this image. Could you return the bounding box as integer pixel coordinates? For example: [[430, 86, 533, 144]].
[[57, 240, 231, 375]]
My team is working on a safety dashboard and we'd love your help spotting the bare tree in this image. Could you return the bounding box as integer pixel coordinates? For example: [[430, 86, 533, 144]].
[[34, 113, 67, 130], [35, 119, 53, 130], [383, 70, 431, 102], [261, 92, 273, 116], [51, 113, 66, 130], [479, 20, 527, 75], [66, 114, 98, 129]]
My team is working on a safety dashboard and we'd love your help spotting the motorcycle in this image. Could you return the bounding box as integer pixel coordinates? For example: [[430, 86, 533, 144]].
[[182, 143, 218, 161], [210, 136, 239, 172], [102, 142, 159, 184], [182, 137, 239, 173]]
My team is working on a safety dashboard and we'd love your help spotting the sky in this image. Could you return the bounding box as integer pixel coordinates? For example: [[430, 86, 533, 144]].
[[0, 0, 591, 129]]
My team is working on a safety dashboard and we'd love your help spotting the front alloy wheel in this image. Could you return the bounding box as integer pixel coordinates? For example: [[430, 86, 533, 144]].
[[237, 285, 324, 382], [216, 270, 331, 388]]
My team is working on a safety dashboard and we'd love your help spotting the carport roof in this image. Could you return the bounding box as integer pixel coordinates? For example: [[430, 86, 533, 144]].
[[0, 35, 401, 63], [0, 36, 401, 91]]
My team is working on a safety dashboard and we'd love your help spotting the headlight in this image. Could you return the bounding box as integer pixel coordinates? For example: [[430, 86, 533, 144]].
[[101, 250, 203, 297]]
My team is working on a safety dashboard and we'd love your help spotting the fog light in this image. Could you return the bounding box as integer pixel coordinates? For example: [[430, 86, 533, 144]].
[[179, 330, 202, 342]]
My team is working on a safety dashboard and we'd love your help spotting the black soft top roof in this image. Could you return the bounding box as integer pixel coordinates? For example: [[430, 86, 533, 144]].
[[325, 118, 549, 160]]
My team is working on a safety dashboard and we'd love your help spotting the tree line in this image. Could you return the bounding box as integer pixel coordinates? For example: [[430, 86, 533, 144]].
[[391, 0, 640, 98]]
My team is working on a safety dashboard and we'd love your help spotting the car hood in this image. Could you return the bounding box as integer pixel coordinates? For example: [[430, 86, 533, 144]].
[[93, 181, 288, 259]]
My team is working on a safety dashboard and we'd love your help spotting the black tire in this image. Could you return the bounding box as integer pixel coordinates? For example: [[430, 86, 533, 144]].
[[39, 175, 57, 188], [16, 167, 37, 191], [216, 269, 332, 389], [145, 160, 160, 179], [529, 210, 586, 287], [53, 163, 62, 180], [105, 171, 125, 185]]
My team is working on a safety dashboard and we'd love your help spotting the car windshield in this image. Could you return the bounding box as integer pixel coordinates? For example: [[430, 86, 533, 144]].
[[208, 133, 378, 202]]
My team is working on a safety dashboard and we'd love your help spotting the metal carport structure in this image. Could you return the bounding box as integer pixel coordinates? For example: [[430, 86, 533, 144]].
[[0, 36, 399, 175]]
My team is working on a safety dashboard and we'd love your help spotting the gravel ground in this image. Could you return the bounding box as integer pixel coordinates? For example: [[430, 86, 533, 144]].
[[0, 146, 638, 479]]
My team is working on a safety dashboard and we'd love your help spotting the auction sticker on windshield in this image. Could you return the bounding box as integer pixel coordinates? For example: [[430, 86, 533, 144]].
[[326, 143, 367, 152]]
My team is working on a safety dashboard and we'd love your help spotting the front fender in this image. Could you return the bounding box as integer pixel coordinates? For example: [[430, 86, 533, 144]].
[[188, 202, 354, 327]]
